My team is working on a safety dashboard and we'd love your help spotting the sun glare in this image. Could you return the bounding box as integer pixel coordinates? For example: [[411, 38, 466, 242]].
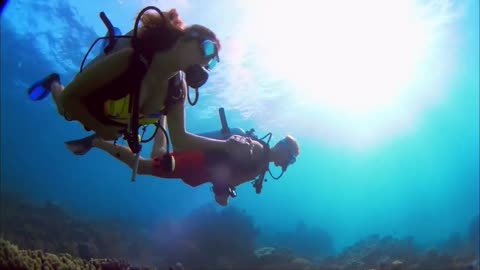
[[223, 0, 458, 149], [241, 1, 430, 115]]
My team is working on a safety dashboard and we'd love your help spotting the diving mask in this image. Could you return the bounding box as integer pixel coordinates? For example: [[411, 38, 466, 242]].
[[201, 39, 219, 70], [278, 139, 297, 170], [184, 39, 220, 89]]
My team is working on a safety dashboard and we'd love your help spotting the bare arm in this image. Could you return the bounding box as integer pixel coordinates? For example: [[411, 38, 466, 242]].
[[212, 170, 258, 207], [215, 194, 229, 206], [166, 88, 228, 152], [212, 179, 232, 207]]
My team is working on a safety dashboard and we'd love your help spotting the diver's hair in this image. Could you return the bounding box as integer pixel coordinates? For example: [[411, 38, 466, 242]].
[[136, 8, 185, 59], [184, 24, 222, 50], [136, 8, 221, 60], [283, 135, 300, 156]]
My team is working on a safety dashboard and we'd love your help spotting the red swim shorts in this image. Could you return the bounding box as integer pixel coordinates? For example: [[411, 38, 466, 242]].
[[152, 150, 211, 187]]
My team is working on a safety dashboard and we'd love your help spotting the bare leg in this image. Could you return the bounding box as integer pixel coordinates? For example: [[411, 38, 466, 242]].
[[92, 138, 154, 175], [50, 81, 66, 116]]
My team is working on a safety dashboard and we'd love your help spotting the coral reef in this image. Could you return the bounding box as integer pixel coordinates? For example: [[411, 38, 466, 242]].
[[2, 192, 158, 266], [259, 220, 334, 260], [251, 233, 479, 270], [151, 204, 259, 270], [321, 234, 418, 269], [438, 214, 479, 259], [468, 214, 479, 255], [1, 191, 478, 270], [315, 234, 479, 270], [0, 238, 90, 270], [0, 239, 154, 270], [253, 246, 315, 270]]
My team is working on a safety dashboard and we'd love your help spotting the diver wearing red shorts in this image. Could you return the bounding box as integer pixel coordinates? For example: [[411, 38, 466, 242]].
[[66, 134, 299, 206]]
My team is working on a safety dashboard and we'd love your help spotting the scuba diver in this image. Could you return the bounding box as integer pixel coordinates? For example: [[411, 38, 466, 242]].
[[26, 7, 245, 159], [65, 130, 300, 206]]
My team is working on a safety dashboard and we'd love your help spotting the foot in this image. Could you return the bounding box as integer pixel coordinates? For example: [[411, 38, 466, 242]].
[[27, 73, 60, 101], [64, 134, 98, 155]]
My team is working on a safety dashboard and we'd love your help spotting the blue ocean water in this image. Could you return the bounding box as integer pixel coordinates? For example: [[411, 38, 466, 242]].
[[0, 0, 478, 264]]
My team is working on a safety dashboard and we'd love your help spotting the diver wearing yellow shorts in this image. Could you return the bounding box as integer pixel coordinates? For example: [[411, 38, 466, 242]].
[[28, 6, 236, 157]]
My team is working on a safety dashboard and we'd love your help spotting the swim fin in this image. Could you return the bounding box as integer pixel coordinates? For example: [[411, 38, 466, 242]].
[[64, 134, 98, 155], [27, 73, 60, 101]]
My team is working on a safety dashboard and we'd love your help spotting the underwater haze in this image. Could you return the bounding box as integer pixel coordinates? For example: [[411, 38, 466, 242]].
[[1, 0, 479, 269]]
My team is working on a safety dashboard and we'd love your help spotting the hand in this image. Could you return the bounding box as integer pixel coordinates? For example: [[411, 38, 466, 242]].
[[226, 135, 254, 160], [215, 194, 228, 206]]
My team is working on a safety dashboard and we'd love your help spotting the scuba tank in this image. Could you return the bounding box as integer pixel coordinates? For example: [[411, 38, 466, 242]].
[[197, 108, 254, 140], [198, 127, 247, 140]]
